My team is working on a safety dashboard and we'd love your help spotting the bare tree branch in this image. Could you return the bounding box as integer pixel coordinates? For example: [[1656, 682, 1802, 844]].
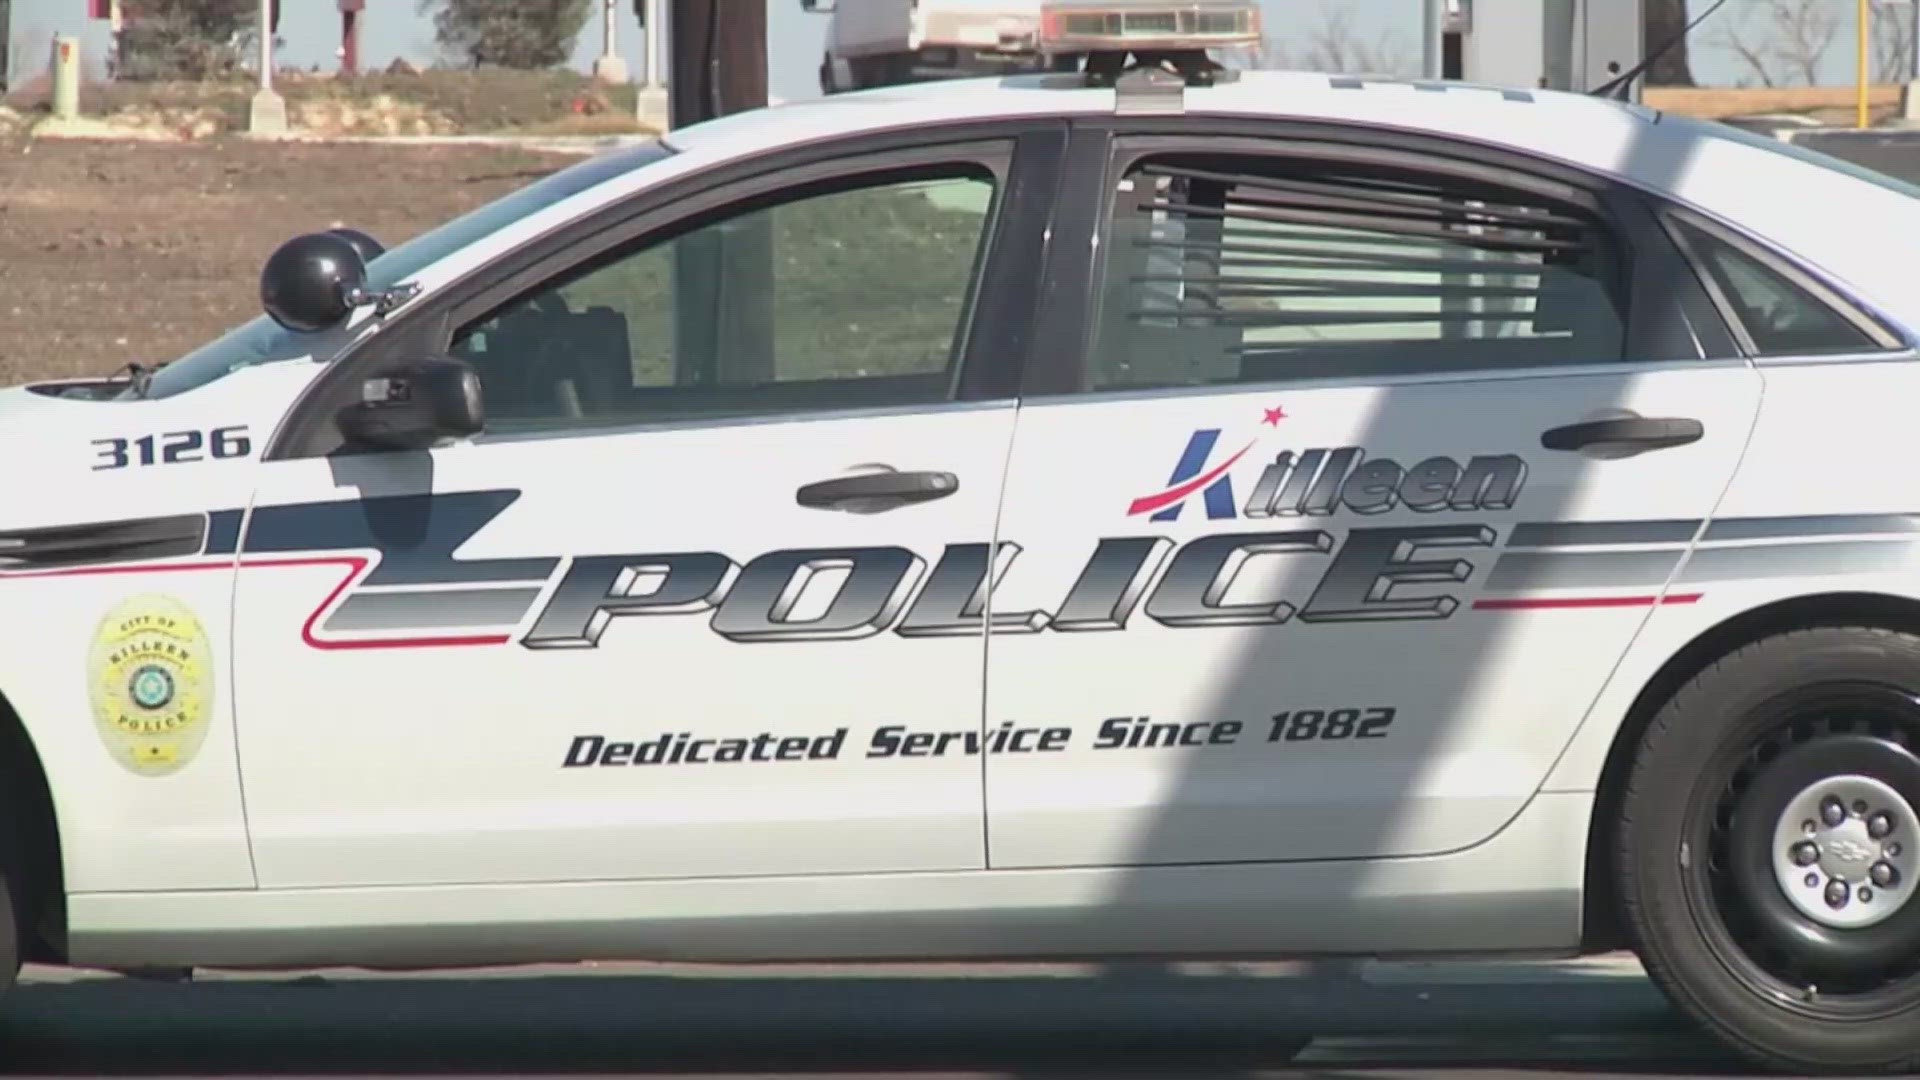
[[1772, 0, 1841, 86], [1874, 1, 1914, 83], [1296, 1, 1407, 75], [1714, 3, 1781, 88]]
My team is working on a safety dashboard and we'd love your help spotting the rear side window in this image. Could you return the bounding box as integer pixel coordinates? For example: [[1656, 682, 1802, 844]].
[[1086, 153, 1630, 391], [1667, 216, 1891, 358]]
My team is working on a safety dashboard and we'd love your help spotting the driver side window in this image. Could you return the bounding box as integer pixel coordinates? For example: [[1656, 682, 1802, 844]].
[[449, 165, 1001, 434]]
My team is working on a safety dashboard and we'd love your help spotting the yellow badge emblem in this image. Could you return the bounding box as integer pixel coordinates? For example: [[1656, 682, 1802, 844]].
[[86, 595, 214, 777]]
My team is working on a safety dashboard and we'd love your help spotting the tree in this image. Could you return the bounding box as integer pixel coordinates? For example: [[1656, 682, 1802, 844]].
[[1643, 0, 1696, 86], [114, 0, 258, 80], [424, 0, 594, 70], [1873, 1, 1915, 83], [1264, 2, 1407, 76], [1715, 0, 1844, 88]]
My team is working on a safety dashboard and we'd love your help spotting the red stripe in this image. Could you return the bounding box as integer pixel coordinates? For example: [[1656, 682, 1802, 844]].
[[0, 555, 508, 651], [1127, 441, 1256, 517], [239, 555, 508, 652], [1473, 592, 1704, 611]]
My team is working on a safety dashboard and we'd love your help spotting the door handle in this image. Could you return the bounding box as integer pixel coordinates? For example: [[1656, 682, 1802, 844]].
[[1540, 416, 1704, 453], [796, 470, 959, 512]]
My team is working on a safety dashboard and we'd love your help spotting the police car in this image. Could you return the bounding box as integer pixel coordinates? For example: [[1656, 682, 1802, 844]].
[[6, 7, 1920, 1074]]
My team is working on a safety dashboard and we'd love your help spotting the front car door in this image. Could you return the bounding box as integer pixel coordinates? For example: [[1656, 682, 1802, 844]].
[[983, 121, 1764, 870], [231, 124, 1063, 888]]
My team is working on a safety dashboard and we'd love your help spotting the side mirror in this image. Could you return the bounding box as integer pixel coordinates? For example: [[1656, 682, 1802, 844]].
[[326, 227, 386, 266], [260, 231, 368, 332], [337, 356, 485, 452]]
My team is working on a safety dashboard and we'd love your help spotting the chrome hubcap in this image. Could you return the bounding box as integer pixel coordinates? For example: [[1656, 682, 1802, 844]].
[[1772, 774, 1917, 929]]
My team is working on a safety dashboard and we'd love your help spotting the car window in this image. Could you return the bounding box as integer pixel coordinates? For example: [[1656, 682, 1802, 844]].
[[138, 140, 678, 402], [449, 166, 1000, 433], [1082, 153, 1629, 391], [1668, 217, 1887, 358]]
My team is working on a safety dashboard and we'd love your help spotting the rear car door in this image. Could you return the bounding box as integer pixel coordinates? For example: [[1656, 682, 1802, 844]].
[[983, 122, 1764, 869], [232, 126, 1062, 888]]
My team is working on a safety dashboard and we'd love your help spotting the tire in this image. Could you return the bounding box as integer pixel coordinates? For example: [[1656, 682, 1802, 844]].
[[0, 818, 18, 1004], [1618, 627, 1920, 1074]]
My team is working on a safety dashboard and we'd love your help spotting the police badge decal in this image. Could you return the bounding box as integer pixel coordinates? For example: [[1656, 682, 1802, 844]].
[[86, 595, 214, 777]]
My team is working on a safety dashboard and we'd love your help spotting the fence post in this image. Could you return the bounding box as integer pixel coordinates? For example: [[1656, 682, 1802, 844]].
[[50, 34, 78, 120]]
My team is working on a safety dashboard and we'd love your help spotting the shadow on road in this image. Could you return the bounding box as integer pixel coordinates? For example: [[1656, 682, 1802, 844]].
[[0, 963, 1746, 1077]]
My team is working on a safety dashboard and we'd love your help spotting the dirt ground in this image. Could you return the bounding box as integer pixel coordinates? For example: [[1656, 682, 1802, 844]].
[[0, 138, 577, 383]]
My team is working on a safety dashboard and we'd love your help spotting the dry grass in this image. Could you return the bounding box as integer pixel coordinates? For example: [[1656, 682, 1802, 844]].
[[0, 140, 577, 383], [2, 67, 653, 140]]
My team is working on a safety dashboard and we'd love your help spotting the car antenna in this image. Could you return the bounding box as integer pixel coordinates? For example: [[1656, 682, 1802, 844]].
[[1590, 0, 1729, 101]]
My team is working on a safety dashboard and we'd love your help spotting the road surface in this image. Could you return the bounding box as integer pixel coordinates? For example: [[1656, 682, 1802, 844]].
[[0, 955, 1768, 1078]]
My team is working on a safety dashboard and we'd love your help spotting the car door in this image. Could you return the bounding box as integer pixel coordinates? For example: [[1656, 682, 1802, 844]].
[[982, 124, 1763, 869], [231, 127, 1061, 889]]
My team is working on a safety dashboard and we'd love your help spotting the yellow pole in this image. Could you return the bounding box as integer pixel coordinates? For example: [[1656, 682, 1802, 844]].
[[1861, 0, 1872, 129]]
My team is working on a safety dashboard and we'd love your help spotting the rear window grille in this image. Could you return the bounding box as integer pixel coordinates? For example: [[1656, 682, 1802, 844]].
[[1091, 155, 1628, 390]]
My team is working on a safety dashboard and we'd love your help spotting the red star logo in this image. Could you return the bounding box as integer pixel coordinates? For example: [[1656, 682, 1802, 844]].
[[1261, 405, 1287, 427]]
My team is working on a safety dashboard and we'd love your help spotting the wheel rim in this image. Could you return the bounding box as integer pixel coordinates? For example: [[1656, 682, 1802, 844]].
[[1682, 680, 1920, 1017], [1769, 774, 1915, 930]]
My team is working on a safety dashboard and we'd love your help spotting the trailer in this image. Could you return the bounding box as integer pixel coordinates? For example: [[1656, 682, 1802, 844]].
[[802, 0, 1261, 93]]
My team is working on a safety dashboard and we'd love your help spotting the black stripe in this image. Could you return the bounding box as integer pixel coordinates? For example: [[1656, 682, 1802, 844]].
[[0, 514, 206, 570], [1508, 520, 1701, 548], [1483, 550, 1683, 592], [1679, 541, 1917, 583], [324, 588, 544, 632], [243, 490, 558, 586], [205, 509, 245, 555], [1703, 514, 1920, 542]]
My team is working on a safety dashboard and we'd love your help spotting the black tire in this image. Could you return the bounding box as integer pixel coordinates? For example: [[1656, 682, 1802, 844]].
[[0, 817, 17, 1004], [1618, 627, 1920, 1074]]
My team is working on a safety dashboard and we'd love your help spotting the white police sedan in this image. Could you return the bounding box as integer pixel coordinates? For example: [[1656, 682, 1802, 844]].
[[4, 17, 1920, 1075]]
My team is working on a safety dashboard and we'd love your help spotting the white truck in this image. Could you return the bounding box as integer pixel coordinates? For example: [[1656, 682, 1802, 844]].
[[802, 0, 1262, 93]]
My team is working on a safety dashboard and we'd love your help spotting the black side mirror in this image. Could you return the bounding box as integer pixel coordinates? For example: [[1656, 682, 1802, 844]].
[[261, 231, 369, 333], [337, 356, 485, 452]]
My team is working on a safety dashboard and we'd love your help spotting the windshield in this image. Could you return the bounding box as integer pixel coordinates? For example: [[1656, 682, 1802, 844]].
[[136, 139, 677, 400]]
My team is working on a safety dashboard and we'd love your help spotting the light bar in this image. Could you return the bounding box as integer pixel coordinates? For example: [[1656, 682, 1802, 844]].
[[1038, 1, 1262, 52]]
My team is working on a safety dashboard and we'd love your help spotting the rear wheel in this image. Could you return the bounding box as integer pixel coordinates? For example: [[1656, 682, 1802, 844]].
[[1619, 627, 1920, 1073], [0, 819, 17, 1002]]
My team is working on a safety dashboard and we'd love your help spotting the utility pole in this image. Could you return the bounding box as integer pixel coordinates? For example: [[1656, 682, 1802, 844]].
[[595, 0, 629, 83], [1421, 0, 1445, 79], [668, 0, 766, 127], [248, 0, 285, 134], [339, 0, 363, 77], [666, 0, 772, 384], [1910, 0, 1918, 80], [637, 0, 668, 127]]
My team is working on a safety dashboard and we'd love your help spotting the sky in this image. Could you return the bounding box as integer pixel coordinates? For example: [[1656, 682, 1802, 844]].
[[5, 1, 1905, 97]]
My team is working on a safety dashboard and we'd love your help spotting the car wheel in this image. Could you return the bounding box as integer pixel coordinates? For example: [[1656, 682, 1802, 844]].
[[0, 818, 18, 1003], [1618, 627, 1920, 1074]]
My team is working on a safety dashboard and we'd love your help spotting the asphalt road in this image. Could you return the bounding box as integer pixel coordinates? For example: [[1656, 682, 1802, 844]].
[[1776, 128, 1920, 185], [0, 956, 1769, 1079]]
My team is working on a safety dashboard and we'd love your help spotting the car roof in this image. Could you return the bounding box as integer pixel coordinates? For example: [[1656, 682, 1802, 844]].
[[662, 70, 1662, 171]]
